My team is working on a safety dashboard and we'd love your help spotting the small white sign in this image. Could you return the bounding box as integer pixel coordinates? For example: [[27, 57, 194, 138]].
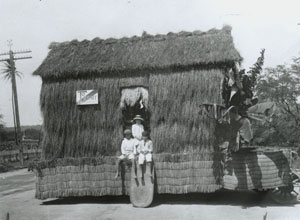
[[76, 90, 98, 105]]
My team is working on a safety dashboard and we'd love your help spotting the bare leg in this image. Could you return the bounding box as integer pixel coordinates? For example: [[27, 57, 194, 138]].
[[131, 158, 137, 178], [139, 164, 143, 179], [146, 162, 152, 177], [114, 159, 121, 179]]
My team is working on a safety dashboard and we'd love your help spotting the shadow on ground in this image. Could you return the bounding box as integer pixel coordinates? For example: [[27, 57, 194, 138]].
[[151, 190, 290, 208], [42, 190, 292, 208], [42, 195, 131, 205]]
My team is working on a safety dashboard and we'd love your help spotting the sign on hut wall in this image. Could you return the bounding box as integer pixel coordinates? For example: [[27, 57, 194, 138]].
[[76, 90, 98, 105]]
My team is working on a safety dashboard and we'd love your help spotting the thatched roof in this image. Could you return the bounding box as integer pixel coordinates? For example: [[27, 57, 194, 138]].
[[33, 25, 242, 79]]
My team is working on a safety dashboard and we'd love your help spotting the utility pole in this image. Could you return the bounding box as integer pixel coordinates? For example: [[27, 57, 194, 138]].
[[0, 40, 32, 166]]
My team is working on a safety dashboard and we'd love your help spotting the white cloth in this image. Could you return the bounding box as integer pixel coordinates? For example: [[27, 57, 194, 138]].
[[132, 123, 144, 140], [138, 153, 152, 164], [137, 140, 153, 164], [137, 140, 153, 153], [119, 138, 136, 160]]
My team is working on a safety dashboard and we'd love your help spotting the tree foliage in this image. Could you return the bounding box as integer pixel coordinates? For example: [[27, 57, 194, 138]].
[[0, 114, 6, 142], [0, 60, 23, 80], [255, 56, 300, 146], [0, 114, 3, 128], [222, 49, 265, 112], [248, 48, 265, 92], [24, 128, 42, 140]]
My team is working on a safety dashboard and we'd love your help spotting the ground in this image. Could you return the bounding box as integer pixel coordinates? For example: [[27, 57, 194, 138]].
[[1, 169, 300, 220]]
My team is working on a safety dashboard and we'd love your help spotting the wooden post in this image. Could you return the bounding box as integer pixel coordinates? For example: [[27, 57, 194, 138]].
[[0, 42, 32, 166], [9, 50, 23, 166]]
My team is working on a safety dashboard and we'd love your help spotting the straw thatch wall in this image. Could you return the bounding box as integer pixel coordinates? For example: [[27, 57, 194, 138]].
[[35, 152, 223, 199], [34, 26, 242, 199], [40, 75, 149, 159], [40, 68, 224, 159], [150, 69, 224, 153]]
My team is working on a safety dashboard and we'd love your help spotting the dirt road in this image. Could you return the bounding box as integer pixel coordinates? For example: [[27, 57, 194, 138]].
[[1, 169, 300, 220]]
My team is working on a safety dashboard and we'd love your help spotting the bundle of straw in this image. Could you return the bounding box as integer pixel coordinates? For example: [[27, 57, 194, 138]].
[[120, 87, 149, 109]]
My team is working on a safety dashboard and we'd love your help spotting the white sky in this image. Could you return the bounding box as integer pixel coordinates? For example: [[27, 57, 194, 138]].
[[1, 0, 300, 126]]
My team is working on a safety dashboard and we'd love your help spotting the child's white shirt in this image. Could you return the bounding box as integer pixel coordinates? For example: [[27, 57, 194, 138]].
[[132, 124, 144, 140], [121, 138, 136, 155], [137, 140, 153, 154]]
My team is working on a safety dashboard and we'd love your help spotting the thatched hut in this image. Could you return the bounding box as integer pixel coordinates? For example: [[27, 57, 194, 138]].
[[33, 26, 242, 199]]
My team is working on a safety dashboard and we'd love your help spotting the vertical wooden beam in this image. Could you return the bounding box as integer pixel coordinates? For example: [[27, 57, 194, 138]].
[[9, 50, 23, 165]]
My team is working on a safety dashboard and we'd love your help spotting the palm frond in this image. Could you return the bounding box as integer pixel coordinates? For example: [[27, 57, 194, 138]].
[[0, 60, 23, 80]]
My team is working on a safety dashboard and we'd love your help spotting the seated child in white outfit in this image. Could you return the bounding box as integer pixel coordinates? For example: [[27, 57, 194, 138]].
[[115, 129, 137, 178], [132, 115, 144, 142], [137, 131, 153, 178]]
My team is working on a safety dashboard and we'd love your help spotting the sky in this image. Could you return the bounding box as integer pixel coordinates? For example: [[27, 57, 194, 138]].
[[0, 0, 300, 127]]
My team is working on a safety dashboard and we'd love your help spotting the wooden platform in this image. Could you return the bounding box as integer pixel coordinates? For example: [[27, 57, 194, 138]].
[[130, 163, 154, 208]]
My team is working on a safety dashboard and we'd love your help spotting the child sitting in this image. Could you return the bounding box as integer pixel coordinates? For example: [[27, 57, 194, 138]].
[[115, 129, 137, 179], [137, 131, 153, 178], [132, 115, 144, 142]]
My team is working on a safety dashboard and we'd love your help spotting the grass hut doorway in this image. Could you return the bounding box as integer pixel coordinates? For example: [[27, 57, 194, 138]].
[[120, 86, 150, 132]]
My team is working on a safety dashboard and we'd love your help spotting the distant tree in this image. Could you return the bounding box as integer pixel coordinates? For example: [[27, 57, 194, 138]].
[[24, 128, 42, 140], [255, 56, 300, 146], [4, 130, 17, 142], [0, 114, 6, 142], [0, 114, 3, 127]]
